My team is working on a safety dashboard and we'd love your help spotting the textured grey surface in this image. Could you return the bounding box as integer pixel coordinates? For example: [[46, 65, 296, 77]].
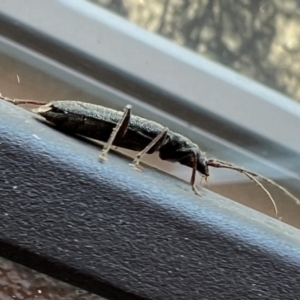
[[1, 101, 300, 300]]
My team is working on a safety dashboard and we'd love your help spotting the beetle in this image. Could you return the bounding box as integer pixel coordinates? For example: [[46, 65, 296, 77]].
[[1, 94, 300, 216]]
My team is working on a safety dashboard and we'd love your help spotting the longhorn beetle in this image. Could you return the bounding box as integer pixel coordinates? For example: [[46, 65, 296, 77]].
[[1, 94, 300, 217]]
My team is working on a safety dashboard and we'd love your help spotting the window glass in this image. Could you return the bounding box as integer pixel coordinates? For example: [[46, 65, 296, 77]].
[[89, 0, 300, 103]]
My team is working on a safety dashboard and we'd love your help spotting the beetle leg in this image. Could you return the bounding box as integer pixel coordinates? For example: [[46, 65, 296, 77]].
[[191, 151, 202, 196], [99, 104, 131, 162], [130, 128, 168, 171]]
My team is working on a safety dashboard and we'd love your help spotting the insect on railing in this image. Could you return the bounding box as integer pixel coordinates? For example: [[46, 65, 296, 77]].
[[1, 94, 300, 218]]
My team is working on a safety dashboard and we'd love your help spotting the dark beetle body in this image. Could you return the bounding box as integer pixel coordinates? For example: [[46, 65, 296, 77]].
[[2, 94, 300, 213], [36, 101, 209, 176]]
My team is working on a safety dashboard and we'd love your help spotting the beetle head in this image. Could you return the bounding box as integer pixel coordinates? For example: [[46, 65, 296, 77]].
[[197, 151, 209, 177]]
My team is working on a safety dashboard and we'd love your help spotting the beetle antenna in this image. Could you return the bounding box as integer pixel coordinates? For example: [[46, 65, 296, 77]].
[[241, 171, 278, 216], [200, 175, 209, 188], [207, 158, 300, 214], [0, 93, 47, 106], [207, 158, 277, 215]]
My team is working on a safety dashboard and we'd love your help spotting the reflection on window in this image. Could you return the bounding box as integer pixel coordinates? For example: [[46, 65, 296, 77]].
[[89, 0, 300, 103]]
